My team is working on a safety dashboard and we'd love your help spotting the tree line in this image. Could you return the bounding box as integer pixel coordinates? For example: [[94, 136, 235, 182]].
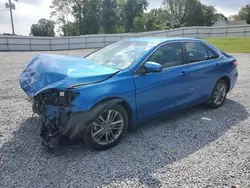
[[30, 0, 250, 37], [229, 4, 250, 23]]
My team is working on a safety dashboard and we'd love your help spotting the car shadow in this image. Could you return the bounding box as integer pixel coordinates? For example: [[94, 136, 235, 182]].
[[1, 99, 249, 187]]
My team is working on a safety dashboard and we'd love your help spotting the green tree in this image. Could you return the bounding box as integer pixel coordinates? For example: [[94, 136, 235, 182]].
[[229, 4, 250, 21], [48, 0, 229, 35], [184, 0, 203, 26], [86, 0, 102, 34], [163, 0, 186, 27], [101, 0, 118, 33], [72, 0, 101, 35], [201, 5, 226, 26], [132, 8, 171, 32], [30, 19, 55, 36], [238, 4, 250, 20], [61, 21, 79, 36], [50, 0, 72, 36], [163, 0, 225, 27], [146, 8, 170, 30], [247, 12, 250, 24], [133, 15, 146, 32], [120, 0, 148, 32]]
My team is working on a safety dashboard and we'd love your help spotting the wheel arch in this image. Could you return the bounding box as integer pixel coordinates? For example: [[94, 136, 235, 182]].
[[219, 76, 231, 92], [92, 97, 133, 126]]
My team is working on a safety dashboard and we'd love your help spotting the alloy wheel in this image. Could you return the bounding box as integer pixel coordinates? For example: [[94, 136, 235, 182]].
[[213, 82, 227, 105], [91, 110, 124, 145]]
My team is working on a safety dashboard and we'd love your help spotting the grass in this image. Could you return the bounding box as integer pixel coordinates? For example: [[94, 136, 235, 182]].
[[204, 37, 250, 53]]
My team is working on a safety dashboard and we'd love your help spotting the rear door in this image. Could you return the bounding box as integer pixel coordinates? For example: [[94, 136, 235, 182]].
[[183, 42, 223, 105], [133, 42, 189, 119]]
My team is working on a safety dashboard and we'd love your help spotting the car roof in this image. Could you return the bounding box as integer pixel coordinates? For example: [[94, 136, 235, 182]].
[[126, 37, 204, 44]]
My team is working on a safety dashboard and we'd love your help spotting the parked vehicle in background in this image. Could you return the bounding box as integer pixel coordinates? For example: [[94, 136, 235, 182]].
[[19, 38, 238, 150]]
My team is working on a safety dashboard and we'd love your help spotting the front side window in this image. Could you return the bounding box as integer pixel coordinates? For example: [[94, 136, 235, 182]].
[[147, 42, 184, 68]]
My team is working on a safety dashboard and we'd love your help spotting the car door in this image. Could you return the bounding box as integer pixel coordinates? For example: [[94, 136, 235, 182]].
[[133, 42, 189, 119], [183, 42, 223, 105]]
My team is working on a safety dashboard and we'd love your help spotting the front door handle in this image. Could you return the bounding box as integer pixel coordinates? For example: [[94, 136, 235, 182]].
[[180, 71, 188, 76]]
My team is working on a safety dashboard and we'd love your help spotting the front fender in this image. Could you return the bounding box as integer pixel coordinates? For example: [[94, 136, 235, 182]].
[[70, 70, 136, 117], [65, 98, 123, 139]]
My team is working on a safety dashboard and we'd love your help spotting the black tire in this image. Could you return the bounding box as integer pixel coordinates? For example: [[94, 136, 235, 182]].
[[207, 79, 228, 109], [83, 104, 128, 151]]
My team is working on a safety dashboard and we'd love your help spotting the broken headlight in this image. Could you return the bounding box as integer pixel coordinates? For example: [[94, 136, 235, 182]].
[[34, 90, 79, 106]]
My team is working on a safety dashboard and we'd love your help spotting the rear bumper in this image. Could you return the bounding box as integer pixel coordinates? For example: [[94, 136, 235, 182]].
[[230, 71, 238, 91]]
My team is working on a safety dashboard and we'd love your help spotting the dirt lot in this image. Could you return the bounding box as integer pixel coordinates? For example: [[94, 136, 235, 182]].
[[0, 50, 250, 188]]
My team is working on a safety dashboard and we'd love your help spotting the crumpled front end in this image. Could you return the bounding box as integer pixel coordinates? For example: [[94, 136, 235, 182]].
[[32, 89, 80, 148], [19, 54, 120, 148]]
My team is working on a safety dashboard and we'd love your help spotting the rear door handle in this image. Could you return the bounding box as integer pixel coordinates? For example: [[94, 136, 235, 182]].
[[215, 63, 221, 67], [180, 71, 188, 76]]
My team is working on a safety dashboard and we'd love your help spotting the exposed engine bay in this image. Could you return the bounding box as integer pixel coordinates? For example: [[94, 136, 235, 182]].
[[32, 90, 79, 148]]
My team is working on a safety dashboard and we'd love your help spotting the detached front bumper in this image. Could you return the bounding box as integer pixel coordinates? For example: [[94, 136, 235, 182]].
[[38, 104, 85, 149]]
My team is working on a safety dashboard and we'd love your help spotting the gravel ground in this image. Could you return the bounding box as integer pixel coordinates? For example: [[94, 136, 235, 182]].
[[0, 50, 249, 188]]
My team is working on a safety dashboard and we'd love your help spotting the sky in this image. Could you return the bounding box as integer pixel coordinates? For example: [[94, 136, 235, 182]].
[[0, 0, 249, 36]]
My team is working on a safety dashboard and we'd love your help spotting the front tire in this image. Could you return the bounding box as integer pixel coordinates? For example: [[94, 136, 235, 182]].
[[207, 79, 228, 109], [84, 105, 128, 150]]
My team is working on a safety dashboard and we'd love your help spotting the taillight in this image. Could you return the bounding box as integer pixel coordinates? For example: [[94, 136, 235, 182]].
[[234, 61, 238, 67]]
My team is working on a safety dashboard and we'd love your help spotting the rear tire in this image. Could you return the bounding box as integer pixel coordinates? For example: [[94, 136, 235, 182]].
[[83, 105, 128, 151], [207, 79, 228, 109]]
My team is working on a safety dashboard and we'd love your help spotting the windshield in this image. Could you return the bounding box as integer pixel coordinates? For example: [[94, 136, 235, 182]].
[[86, 40, 157, 70]]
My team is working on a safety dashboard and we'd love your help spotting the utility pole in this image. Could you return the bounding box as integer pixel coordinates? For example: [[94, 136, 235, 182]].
[[5, 0, 18, 35], [9, 0, 15, 35]]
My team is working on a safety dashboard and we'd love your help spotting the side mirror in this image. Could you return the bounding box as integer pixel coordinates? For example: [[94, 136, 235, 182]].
[[144, 62, 163, 73]]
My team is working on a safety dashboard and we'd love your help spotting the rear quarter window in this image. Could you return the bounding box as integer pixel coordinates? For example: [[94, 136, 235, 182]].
[[207, 47, 219, 59], [220, 50, 232, 58]]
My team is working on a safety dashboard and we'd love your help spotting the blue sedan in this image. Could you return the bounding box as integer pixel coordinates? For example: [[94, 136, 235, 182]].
[[20, 38, 238, 150]]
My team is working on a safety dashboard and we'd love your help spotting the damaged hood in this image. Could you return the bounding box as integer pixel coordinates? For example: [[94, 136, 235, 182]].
[[19, 54, 119, 97]]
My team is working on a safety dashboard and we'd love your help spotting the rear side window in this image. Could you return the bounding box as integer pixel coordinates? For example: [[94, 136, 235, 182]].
[[147, 42, 184, 68], [184, 42, 208, 63], [184, 42, 220, 63]]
